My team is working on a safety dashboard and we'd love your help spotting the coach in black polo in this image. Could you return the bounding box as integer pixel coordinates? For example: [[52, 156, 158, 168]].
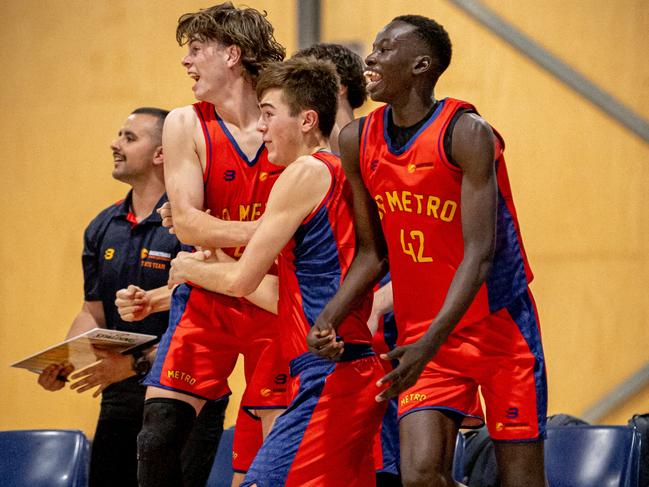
[[37, 108, 227, 487]]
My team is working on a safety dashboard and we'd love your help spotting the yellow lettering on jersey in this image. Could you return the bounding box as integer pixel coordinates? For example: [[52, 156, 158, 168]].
[[400, 392, 428, 407], [400, 229, 433, 263], [104, 248, 115, 260], [401, 191, 412, 213], [140, 248, 149, 259], [400, 229, 417, 262], [426, 196, 440, 218], [166, 370, 197, 385], [374, 195, 386, 220], [222, 208, 231, 220], [440, 200, 457, 222], [239, 204, 251, 221], [233, 246, 244, 258], [386, 191, 403, 212], [374, 191, 457, 221], [238, 202, 263, 222], [413, 193, 424, 214]]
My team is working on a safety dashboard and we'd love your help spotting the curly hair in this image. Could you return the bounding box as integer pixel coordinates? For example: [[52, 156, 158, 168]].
[[177, 2, 286, 86], [293, 43, 366, 109], [256, 58, 340, 138], [393, 14, 452, 79]]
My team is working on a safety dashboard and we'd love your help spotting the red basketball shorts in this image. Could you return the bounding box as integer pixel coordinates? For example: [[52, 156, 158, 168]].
[[145, 284, 288, 410], [398, 290, 547, 441], [242, 347, 386, 486]]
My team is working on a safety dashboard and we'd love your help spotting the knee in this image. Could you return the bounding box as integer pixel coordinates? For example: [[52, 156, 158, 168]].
[[137, 398, 196, 456]]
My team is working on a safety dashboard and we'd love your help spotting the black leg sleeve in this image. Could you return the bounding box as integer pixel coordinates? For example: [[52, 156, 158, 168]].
[[181, 397, 229, 487], [137, 398, 197, 487]]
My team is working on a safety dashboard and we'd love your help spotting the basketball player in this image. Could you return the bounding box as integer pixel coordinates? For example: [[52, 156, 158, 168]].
[[168, 57, 386, 487], [135, 5, 288, 487], [308, 15, 547, 487]]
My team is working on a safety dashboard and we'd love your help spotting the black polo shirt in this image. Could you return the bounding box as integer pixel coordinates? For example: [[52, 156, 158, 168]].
[[82, 191, 181, 420], [82, 191, 180, 338]]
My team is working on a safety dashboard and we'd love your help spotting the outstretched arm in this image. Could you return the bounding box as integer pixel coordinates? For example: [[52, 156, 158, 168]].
[[308, 120, 389, 359], [163, 107, 258, 248], [168, 158, 331, 313], [377, 112, 497, 401]]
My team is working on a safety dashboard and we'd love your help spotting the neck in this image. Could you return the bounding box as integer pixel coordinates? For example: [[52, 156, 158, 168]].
[[389, 85, 436, 127], [208, 76, 260, 129], [129, 174, 165, 221], [330, 101, 354, 153]]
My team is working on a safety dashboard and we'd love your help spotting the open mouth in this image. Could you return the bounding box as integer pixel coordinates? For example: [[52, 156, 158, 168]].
[[113, 152, 125, 163], [364, 69, 382, 91]]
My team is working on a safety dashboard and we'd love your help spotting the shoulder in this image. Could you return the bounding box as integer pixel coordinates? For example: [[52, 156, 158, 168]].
[[452, 112, 493, 144], [272, 155, 332, 201], [340, 118, 362, 147], [282, 154, 332, 182], [451, 112, 495, 170], [84, 200, 122, 240], [164, 105, 200, 135]]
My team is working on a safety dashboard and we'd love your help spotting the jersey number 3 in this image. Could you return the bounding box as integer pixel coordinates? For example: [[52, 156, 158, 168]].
[[400, 229, 433, 263]]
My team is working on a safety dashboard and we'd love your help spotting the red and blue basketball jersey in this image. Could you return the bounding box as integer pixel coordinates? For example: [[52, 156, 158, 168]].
[[194, 101, 283, 257], [277, 150, 373, 362], [242, 152, 384, 486], [359, 98, 533, 344]]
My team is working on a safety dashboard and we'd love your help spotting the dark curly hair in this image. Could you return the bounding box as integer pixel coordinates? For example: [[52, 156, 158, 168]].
[[293, 43, 366, 109], [393, 15, 452, 79], [256, 58, 340, 138], [177, 2, 286, 87]]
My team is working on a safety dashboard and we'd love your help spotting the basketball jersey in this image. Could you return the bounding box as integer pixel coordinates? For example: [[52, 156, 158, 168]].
[[194, 101, 283, 257], [278, 151, 373, 361], [359, 98, 533, 344]]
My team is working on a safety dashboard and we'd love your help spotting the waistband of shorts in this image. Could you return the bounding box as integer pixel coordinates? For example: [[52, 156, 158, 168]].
[[289, 344, 374, 376]]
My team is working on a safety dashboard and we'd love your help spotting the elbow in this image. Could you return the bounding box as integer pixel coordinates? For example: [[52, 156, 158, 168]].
[[171, 213, 196, 246], [477, 256, 493, 283], [226, 273, 258, 298], [475, 247, 494, 283]]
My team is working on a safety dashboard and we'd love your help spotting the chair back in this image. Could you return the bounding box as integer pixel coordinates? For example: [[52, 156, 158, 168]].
[[0, 429, 89, 487], [545, 425, 642, 487]]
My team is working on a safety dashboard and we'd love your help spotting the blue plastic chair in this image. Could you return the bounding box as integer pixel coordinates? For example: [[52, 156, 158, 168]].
[[0, 429, 89, 487], [452, 430, 466, 482], [545, 425, 642, 487], [206, 426, 235, 487]]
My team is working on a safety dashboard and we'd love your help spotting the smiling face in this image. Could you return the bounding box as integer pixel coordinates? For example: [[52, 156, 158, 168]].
[[110, 114, 160, 183], [181, 39, 230, 102], [256, 88, 304, 165], [364, 21, 424, 103]]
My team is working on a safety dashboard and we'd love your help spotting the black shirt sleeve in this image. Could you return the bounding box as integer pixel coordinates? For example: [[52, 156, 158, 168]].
[[443, 107, 475, 167], [82, 210, 110, 301]]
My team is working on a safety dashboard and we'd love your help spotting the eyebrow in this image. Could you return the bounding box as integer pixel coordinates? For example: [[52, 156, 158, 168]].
[[259, 102, 276, 109], [118, 130, 137, 138]]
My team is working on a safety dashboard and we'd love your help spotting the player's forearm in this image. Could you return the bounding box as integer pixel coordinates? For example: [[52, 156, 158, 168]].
[[181, 259, 262, 298], [318, 249, 388, 330], [65, 302, 106, 339], [372, 280, 394, 318], [145, 286, 173, 314], [173, 208, 257, 249], [243, 275, 279, 314]]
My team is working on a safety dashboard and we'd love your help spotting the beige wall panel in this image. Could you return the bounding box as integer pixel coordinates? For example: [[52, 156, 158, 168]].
[[480, 0, 649, 113], [323, 0, 649, 422], [0, 0, 295, 435]]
